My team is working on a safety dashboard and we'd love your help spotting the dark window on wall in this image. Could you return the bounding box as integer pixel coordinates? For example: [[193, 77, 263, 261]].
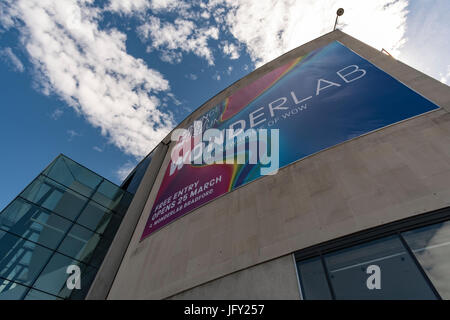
[[121, 153, 153, 195], [295, 208, 450, 300]]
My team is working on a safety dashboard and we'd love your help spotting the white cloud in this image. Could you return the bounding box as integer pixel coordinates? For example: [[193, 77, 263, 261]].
[[186, 73, 198, 80], [93, 146, 103, 152], [440, 65, 450, 85], [1, 0, 175, 158], [150, 0, 189, 12], [67, 129, 81, 141], [167, 92, 182, 106], [107, 0, 151, 15], [0, 0, 417, 161], [50, 108, 63, 120], [222, 41, 240, 59], [218, 0, 409, 66], [200, 11, 211, 19], [0, 47, 25, 72], [107, 0, 186, 15], [159, 49, 183, 64], [138, 17, 219, 65], [116, 161, 136, 181]]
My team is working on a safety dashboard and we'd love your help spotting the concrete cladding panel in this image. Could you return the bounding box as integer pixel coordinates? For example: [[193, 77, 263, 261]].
[[106, 30, 450, 299], [168, 254, 301, 300]]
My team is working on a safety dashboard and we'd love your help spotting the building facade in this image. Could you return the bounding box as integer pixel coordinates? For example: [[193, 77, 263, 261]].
[[2, 30, 450, 300], [94, 30, 450, 300]]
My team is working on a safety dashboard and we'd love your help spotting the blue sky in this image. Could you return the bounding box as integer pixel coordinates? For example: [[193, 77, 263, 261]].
[[0, 0, 449, 210]]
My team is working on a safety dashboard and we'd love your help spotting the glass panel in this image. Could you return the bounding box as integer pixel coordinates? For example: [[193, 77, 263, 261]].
[[297, 257, 332, 299], [86, 237, 112, 268], [57, 225, 101, 264], [0, 278, 28, 300], [24, 289, 62, 300], [115, 192, 133, 216], [403, 221, 450, 299], [0, 198, 71, 249], [0, 230, 53, 286], [0, 198, 33, 228], [32, 253, 97, 299], [43, 156, 102, 198], [91, 180, 125, 213], [20, 176, 88, 221], [64, 265, 98, 300], [123, 154, 152, 194], [76, 201, 121, 235], [324, 235, 437, 300]]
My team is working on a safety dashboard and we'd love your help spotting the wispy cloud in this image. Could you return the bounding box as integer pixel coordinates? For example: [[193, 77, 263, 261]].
[[93, 146, 103, 152], [0, 0, 423, 162], [107, 0, 186, 15], [167, 93, 182, 106], [50, 108, 63, 120], [0, 47, 24, 72], [158, 49, 183, 64], [1, 0, 174, 158], [67, 129, 81, 141], [440, 65, 450, 85], [213, 72, 221, 81], [185, 73, 198, 81], [107, 0, 151, 15], [222, 41, 240, 60], [211, 0, 409, 66], [138, 16, 219, 65], [116, 161, 136, 181]]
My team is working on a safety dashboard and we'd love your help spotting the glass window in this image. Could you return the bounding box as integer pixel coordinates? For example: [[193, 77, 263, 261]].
[[0, 199, 33, 229], [63, 265, 98, 300], [0, 198, 72, 249], [323, 235, 438, 299], [91, 180, 125, 213], [0, 154, 132, 300], [297, 256, 332, 299], [24, 289, 62, 300], [0, 278, 28, 300], [32, 253, 97, 299], [123, 154, 152, 194], [403, 221, 450, 299], [115, 192, 134, 216], [76, 201, 121, 235], [0, 230, 53, 286], [86, 237, 112, 268], [43, 156, 103, 198], [20, 176, 88, 221], [57, 225, 101, 265]]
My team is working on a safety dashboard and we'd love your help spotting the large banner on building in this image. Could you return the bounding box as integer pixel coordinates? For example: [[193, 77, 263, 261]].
[[140, 41, 439, 240]]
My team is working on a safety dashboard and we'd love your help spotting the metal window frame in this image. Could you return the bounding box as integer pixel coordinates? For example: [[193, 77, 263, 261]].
[[294, 206, 450, 300], [0, 154, 130, 300]]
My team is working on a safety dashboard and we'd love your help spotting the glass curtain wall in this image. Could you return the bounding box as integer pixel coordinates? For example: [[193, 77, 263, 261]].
[[0, 155, 133, 300]]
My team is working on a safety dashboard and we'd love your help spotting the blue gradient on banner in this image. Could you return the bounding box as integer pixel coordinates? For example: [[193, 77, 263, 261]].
[[203, 41, 439, 187]]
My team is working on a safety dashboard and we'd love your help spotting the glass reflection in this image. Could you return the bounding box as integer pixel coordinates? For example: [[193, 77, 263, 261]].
[[403, 221, 450, 299], [297, 256, 332, 299], [0, 155, 133, 300], [0, 198, 71, 249], [324, 235, 437, 299], [0, 231, 53, 286], [0, 278, 28, 300]]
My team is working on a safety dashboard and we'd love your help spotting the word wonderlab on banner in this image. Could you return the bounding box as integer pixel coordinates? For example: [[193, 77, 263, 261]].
[[168, 64, 368, 177]]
